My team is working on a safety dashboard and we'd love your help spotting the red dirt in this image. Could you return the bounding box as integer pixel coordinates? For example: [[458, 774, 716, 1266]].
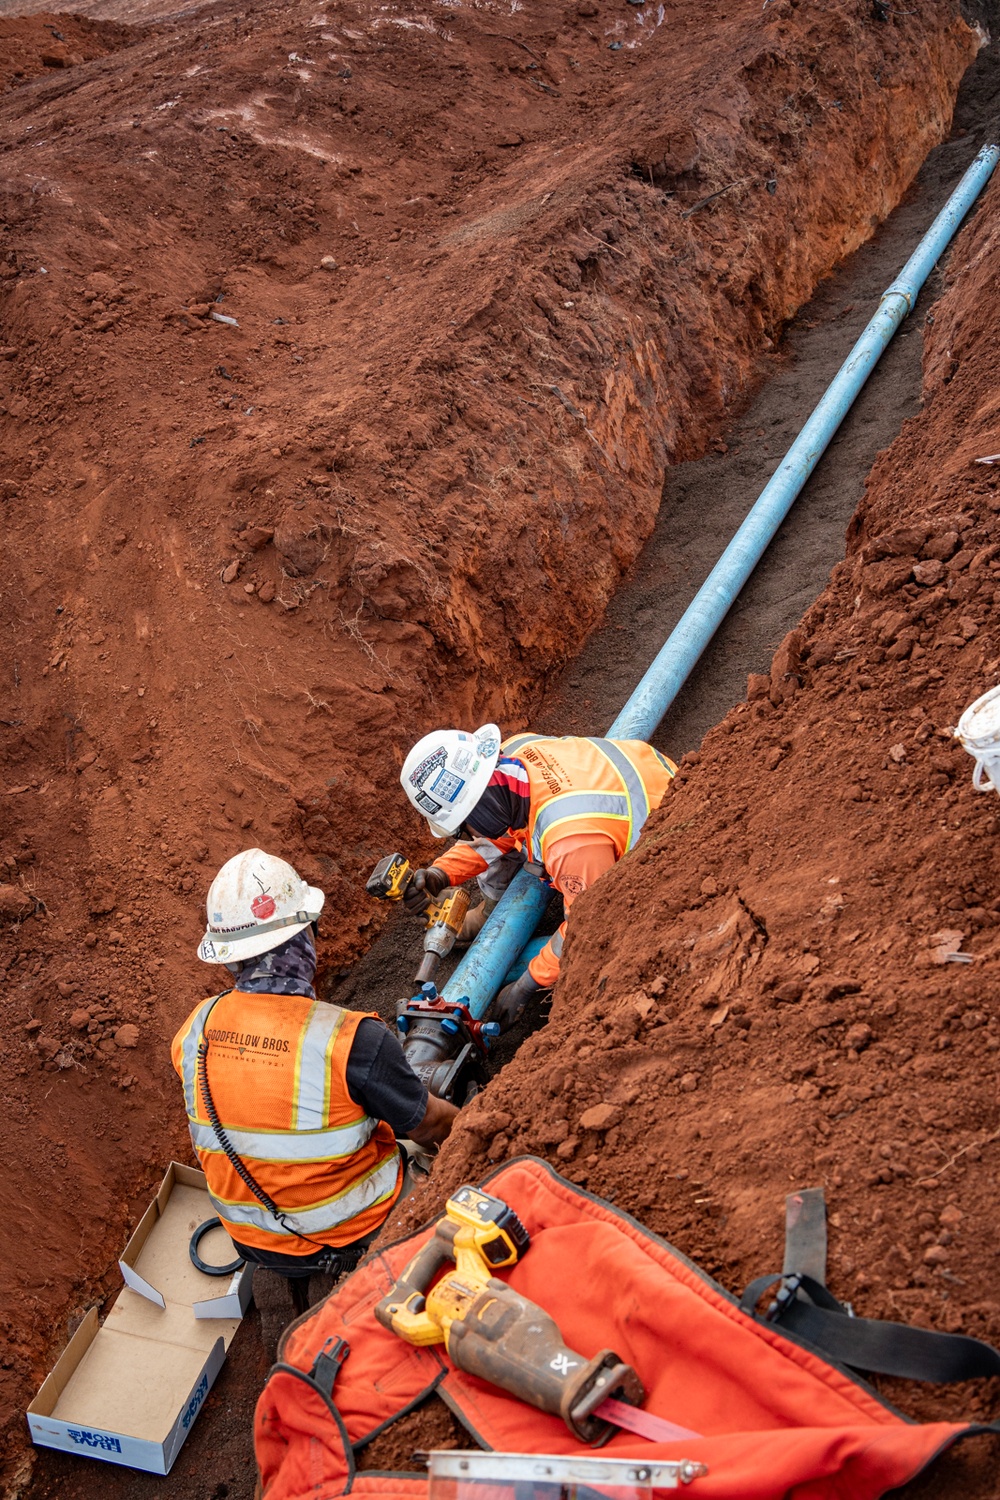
[[0, 0, 988, 1489]]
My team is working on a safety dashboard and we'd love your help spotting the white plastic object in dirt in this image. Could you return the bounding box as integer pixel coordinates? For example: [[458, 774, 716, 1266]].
[[955, 684, 1000, 792]]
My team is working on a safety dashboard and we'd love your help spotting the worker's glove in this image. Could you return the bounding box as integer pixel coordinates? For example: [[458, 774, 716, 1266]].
[[402, 866, 450, 915], [491, 969, 546, 1033]]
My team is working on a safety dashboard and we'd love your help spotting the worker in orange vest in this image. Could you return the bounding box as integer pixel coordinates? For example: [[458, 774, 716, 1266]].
[[171, 849, 457, 1304], [399, 727, 675, 1028]]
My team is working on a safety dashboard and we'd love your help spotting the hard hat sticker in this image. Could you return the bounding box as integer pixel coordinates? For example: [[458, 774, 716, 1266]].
[[251, 893, 276, 920], [415, 790, 443, 815], [409, 747, 447, 789], [432, 768, 465, 803], [453, 748, 472, 773], [477, 734, 499, 758]]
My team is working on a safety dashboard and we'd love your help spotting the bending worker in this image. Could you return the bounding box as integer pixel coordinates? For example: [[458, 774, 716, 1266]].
[[400, 726, 675, 1027], [171, 849, 457, 1283]]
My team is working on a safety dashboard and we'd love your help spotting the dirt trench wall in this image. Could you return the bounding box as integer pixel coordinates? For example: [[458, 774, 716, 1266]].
[[0, 0, 980, 1472], [409, 169, 1000, 1482]]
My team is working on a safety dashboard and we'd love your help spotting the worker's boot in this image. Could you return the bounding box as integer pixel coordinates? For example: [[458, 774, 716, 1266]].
[[454, 898, 496, 949]]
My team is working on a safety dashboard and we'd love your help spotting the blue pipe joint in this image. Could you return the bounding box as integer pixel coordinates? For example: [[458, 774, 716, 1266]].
[[440, 866, 551, 1022]]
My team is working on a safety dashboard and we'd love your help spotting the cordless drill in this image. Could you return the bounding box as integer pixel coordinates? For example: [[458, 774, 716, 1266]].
[[374, 1185, 644, 1445], [367, 852, 470, 985]]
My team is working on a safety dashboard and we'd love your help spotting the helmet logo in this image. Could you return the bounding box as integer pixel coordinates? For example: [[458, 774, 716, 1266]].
[[431, 768, 464, 804], [477, 733, 499, 758], [251, 874, 276, 921]]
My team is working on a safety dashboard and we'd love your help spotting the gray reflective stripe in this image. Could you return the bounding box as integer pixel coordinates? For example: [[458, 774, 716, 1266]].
[[179, 995, 222, 1117], [207, 1151, 401, 1237], [531, 792, 629, 861], [293, 1002, 344, 1130], [502, 733, 548, 755], [587, 738, 650, 849], [189, 1117, 376, 1163], [549, 929, 565, 958]]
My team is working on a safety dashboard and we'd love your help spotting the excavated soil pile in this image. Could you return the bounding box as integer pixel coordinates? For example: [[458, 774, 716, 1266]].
[[0, 0, 985, 1483], [407, 159, 1000, 1492]]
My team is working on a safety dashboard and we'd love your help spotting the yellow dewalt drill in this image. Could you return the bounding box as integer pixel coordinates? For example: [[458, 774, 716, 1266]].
[[374, 1185, 644, 1445], [367, 852, 470, 985]]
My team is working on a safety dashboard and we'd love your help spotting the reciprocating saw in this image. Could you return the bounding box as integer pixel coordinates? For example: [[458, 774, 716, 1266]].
[[366, 851, 470, 986], [374, 1185, 644, 1446]]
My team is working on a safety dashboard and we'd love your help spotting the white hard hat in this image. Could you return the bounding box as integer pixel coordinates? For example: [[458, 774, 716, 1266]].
[[197, 848, 325, 964], [400, 724, 502, 837]]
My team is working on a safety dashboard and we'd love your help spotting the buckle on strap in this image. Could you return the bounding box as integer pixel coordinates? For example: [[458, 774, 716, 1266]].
[[309, 1335, 350, 1398], [766, 1273, 803, 1322]]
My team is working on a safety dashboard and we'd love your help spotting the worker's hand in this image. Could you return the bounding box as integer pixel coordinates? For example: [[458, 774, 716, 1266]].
[[403, 866, 450, 915], [491, 970, 546, 1033]]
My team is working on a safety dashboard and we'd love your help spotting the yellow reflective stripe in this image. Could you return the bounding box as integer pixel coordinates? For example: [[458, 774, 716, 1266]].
[[189, 1117, 375, 1163], [208, 1150, 401, 1237], [531, 791, 630, 861], [587, 738, 650, 850], [293, 1003, 347, 1130], [179, 994, 225, 1120]]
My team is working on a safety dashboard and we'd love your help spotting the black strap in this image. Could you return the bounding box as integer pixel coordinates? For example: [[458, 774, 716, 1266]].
[[742, 1272, 1000, 1383], [783, 1188, 827, 1285], [309, 1335, 351, 1399]]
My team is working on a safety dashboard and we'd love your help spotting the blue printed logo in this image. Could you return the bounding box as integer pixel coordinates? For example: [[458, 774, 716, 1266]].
[[181, 1373, 209, 1431], [431, 768, 464, 803], [67, 1429, 122, 1453]]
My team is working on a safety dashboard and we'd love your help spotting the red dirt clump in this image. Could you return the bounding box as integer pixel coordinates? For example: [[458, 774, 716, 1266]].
[[0, 0, 981, 1481], [401, 165, 1000, 1491], [0, 13, 138, 94]]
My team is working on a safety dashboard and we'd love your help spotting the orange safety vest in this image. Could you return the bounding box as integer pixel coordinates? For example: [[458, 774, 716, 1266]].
[[501, 734, 675, 866], [171, 992, 402, 1255], [254, 1158, 983, 1500]]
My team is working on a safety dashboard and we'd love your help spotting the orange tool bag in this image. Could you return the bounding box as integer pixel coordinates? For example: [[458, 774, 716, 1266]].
[[255, 1157, 999, 1500]]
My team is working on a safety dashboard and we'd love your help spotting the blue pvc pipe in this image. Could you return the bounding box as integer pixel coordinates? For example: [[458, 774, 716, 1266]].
[[609, 142, 1000, 742], [442, 867, 550, 1020], [445, 143, 999, 1021]]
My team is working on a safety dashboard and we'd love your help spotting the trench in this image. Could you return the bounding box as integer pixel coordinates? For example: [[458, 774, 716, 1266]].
[[18, 33, 1000, 1500]]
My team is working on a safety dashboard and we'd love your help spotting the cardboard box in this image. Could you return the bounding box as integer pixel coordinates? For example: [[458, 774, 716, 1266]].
[[119, 1162, 253, 1320], [27, 1163, 253, 1473]]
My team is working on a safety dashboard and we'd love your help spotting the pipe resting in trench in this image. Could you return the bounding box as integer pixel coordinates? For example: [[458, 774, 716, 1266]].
[[404, 144, 1000, 1089]]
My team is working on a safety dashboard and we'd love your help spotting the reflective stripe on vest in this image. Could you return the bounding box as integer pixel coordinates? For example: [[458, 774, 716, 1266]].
[[188, 1116, 376, 1164], [179, 994, 218, 1118], [206, 1151, 401, 1238], [531, 791, 630, 861], [294, 1002, 346, 1130], [549, 929, 565, 958], [502, 733, 548, 756], [528, 738, 653, 862]]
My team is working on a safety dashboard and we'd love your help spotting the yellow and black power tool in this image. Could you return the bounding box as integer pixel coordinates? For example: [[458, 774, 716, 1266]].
[[374, 1185, 644, 1445], [367, 852, 470, 985]]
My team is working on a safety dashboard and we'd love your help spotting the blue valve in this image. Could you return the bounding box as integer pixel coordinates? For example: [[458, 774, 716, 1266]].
[[481, 1022, 500, 1039], [420, 982, 438, 1000], [397, 1015, 410, 1035]]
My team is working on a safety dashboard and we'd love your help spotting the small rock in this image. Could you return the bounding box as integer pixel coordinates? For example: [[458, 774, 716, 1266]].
[[923, 1243, 950, 1266], [36, 1035, 61, 1059], [699, 876, 719, 897], [487, 1132, 509, 1160], [556, 1136, 579, 1160], [257, 580, 276, 603], [320, 256, 339, 271], [221, 560, 240, 584], [921, 531, 959, 562], [889, 742, 907, 764], [0, 347, 18, 360], [87, 886, 116, 917], [764, 746, 784, 773], [647, 975, 667, 997], [69, 1008, 91, 1030], [774, 981, 804, 1004], [114, 1023, 140, 1049], [939, 1204, 964, 1229], [99, 1037, 118, 1054], [107, 930, 123, 945], [913, 559, 945, 587], [83, 932, 98, 948], [746, 672, 770, 702], [813, 976, 861, 1003], [24, 1018, 42, 1033], [578, 1102, 620, 1132], [240, 525, 274, 550], [679, 1073, 699, 1093], [844, 1023, 873, 1052], [187, 302, 212, 318], [0, 885, 32, 919]]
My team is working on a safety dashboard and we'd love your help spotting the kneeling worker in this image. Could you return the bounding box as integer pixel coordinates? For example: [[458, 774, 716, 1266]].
[[399, 727, 675, 1027], [171, 849, 457, 1281]]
